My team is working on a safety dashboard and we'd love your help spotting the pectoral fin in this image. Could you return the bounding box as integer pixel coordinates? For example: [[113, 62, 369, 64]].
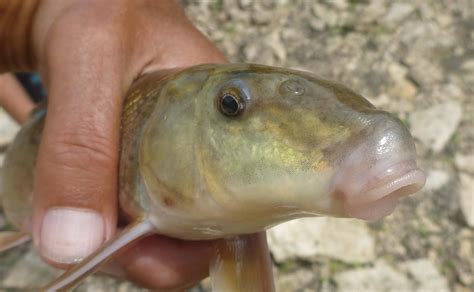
[[0, 231, 30, 252], [42, 219, 155, 291], [210, 231, 275, 292]]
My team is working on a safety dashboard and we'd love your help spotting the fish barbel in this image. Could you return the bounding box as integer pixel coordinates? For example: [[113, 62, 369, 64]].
[[0, 64, 426, 291]]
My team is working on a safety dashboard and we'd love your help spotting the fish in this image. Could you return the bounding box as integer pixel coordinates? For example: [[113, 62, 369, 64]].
[[0, 63, 426, 291]]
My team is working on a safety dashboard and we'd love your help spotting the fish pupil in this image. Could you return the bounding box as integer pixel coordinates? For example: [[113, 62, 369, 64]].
[[220, 94, 243, 116]]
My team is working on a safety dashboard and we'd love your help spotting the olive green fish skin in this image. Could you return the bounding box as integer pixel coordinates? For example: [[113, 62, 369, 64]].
[[119, 64, 419, 239], [1, 64, 422, 239]]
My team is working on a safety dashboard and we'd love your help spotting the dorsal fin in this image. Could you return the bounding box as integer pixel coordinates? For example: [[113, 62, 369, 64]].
[[42, 219, 155, 291]]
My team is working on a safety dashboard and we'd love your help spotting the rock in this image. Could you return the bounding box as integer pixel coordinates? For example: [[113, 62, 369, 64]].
[[267, 218, 375, 264], [2, 247, 60, 288], [276, 268, 317, 291], [455, 153, 474, 174], [311, 4, 338, 27], [385, 3, 415, 24], [459, 173, 474, 227], [266, 31, 286, 61], [309, 18, 326, 31], [251, 9, 272, 25], [243, 42, 264, 62], [401, 258, 449, 292], [425, 169, 451, 191], [454, 284, 471, 292], [388, 77, 418, 100], [0, 108, 20, 148], [457, 229, 473, 285], [237, 0, 252, 9], [334, 261, 411, 292], [409, 101, 462, 153], [76, 276, 146, 292], [243, 31, 286, 65], [388, 63, 418, 99]]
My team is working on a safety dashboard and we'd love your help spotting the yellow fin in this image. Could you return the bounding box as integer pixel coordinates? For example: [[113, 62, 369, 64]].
[[42, 219, 155, 291], [0, 231, 30, 252], [210, 232, 275, 292]]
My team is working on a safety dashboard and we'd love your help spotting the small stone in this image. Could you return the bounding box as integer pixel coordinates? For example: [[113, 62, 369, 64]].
[[334, 261, 411, 291], [459, 173, 474, 227], [251, 9, 272, 25], [461, 59, 474, 71], [0, 108, 20, 147], [237, 0, 252, 9], [387, 62, 418, 99], [388, 63, 418, 99], [309, 18, 326, 31], [454, 284, 472, 292], [276, 268, 316, 291], [266, 31, 286, 61], [267, 218, 375, 264], [243, 42, 261, 61], [311, 4, 338, 27], [401, 258, 449, 292], [388, 77, 418, 100], [455, 153, 474, 174], [3, 247, 60, 288], [330, 0, 348, 10], [385, 3, 415, 24], [458, 230, 471, 260], [409, 101, 462, 153], [77, 276, 145, 292], [425, 169, 450, 191]]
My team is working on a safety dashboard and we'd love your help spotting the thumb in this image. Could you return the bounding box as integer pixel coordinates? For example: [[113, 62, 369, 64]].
[[32, 20, 128, 266]]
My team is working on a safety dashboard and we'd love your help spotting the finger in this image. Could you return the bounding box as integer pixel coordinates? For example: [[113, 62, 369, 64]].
[[0, 73, 35, 123], [115, 235, 214, 290], [32, 13, 130, 267]]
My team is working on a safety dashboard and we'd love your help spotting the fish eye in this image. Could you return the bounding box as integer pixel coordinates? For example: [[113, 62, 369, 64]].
[[218, 93, 245, 117]]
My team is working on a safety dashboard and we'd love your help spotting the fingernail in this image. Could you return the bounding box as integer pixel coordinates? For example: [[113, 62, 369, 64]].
[[40, 207, 105, 264]]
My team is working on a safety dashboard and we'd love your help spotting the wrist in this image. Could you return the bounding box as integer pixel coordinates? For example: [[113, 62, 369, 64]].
[[0, 0, 40, 72]]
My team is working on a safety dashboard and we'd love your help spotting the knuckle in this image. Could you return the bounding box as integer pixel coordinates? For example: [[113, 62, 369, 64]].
[[45, 126, 117, 173]]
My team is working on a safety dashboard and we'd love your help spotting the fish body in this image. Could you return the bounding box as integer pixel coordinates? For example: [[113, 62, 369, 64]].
[[0, 64, 426, 290]]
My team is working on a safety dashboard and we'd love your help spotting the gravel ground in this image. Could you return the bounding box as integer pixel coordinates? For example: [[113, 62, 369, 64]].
[[1, 0, 472, 291]]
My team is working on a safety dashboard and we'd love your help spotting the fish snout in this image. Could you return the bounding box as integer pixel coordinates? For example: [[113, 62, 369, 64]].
[[332, 113, 426, 220]]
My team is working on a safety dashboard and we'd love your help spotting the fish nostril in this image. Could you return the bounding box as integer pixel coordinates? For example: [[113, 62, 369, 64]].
[[279, 79, 306, 96]]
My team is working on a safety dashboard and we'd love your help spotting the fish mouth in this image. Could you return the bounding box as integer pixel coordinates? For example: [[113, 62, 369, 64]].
[[338, 160, 426, 220]]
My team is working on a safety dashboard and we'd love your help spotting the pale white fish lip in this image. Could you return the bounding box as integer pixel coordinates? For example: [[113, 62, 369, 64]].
[[343, 160, 426, 220]]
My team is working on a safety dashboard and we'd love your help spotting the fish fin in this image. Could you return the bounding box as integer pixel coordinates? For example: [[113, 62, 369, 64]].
[[42, 219, 155, 291], [0, 231, 30, 252], [210, 231, 275, 292]]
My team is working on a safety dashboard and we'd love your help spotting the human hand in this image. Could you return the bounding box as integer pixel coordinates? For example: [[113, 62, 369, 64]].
[[0, 73, 35, 123], [26, 0, 225, 289]]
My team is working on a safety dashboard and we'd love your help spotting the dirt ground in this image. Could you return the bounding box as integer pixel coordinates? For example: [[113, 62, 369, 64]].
[[0, 1, 472, 291]]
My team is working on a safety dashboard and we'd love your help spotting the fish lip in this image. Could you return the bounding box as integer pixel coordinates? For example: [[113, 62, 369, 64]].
[[346, 160, 426, 206], [338, 159, 426, 220]]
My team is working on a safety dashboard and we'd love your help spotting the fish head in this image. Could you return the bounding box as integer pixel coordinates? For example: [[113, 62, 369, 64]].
[[139, 64, 426, 237]]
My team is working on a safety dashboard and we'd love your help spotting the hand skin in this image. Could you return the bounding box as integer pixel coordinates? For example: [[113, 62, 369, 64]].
[[3, 0, 227, 289]]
